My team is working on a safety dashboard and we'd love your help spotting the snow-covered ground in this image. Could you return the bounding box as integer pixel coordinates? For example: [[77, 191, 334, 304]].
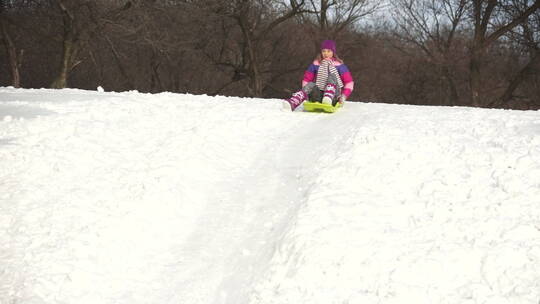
[[1, 87, 539, 304]]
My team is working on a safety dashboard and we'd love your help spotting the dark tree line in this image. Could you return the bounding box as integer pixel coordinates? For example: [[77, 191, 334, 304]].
[[1, 0, 539, 109]]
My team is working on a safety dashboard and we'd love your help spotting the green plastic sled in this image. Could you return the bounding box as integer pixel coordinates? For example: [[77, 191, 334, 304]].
[[303, 101, 343, 113]]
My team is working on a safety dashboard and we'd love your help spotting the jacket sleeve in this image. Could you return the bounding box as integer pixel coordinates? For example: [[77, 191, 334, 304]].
[[302, 63, 318, 87], [337, 64, 354, 98]]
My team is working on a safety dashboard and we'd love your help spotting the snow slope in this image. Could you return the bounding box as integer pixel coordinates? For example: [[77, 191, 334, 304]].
[[1, 87, 539, 304]]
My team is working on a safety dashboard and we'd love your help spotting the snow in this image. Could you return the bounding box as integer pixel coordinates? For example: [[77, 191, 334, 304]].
[[1, 87, 539, 304]]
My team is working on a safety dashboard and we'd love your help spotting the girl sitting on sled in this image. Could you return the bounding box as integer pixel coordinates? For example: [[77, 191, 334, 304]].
[[283, 40, 354, 111]]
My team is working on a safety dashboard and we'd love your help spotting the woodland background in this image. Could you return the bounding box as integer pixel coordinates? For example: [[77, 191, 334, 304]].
[[1, 0, 539, 109]]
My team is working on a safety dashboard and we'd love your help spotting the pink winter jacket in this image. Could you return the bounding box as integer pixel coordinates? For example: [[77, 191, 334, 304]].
[[302, 59, 354, 98]]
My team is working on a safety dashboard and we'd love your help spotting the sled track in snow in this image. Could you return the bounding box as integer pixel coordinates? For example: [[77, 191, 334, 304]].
[[174, 105, 367, 304]]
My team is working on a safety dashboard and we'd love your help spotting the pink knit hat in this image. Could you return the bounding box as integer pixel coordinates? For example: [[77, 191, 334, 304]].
[[321, 40, 337, 54]]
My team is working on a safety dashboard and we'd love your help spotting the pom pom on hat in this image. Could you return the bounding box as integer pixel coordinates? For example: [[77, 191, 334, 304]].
[[321, 40, 337, 54]]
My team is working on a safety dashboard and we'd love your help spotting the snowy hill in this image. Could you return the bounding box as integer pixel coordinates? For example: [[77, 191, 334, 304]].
[[1, 87, 539, 304]]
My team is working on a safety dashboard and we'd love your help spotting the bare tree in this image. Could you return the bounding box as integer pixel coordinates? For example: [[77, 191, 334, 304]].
[[3, 0, 540, 109], [0, 0, 22, 87], [49, 0, 141, 89], [468, 0, 540, 107], [50, 0, 81, 88], [497, 0, 540, 107], [303, 0, 380, 51], [392, 0, 469, 105], [196, 0, 309, 97], [238, 0, 309, 96]]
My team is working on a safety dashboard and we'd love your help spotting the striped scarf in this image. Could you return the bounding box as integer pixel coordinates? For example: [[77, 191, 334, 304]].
[[316, 60, 343, 91]]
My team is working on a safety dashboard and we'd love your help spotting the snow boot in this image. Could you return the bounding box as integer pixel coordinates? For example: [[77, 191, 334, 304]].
[[321, 83, 337, 105], [283, 90, 307, 111]]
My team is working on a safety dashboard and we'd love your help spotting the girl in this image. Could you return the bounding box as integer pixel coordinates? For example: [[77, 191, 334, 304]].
[[283, 40, 354, 111]]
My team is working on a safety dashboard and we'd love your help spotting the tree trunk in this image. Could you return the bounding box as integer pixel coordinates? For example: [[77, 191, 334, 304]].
[[251, 70, 263, 97], [469, 48, 484, 107], [105, 36, 134, 90], [237, 10, 263, 97], [468, 0, 540, 107], [51, 1, 78, 89], [442, 65, 459, 106], [247, 46, 263, 97], [499, 48, 540, 106], [51, 38, 77, 89], [320, 0, 330, 36], [0, 10, 21, 87], [150, 50, 163, 93], [246, 45, 263, 97]]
